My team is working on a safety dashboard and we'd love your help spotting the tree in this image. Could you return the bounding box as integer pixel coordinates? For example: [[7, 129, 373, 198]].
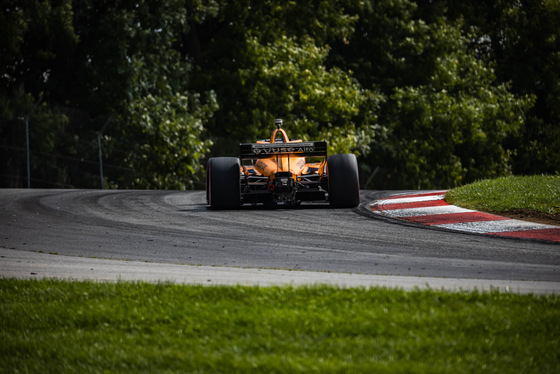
[[187, 0, 369, 156], [67, 0, 221, 189], [1, 0, 219, 189], [384, 24, 533, 188], [332, 0, 533, 189], [2, 0, 549, 190], [0, 0, 79, 187], [421, 0, 560, 175], [235, 35, 365, 155]]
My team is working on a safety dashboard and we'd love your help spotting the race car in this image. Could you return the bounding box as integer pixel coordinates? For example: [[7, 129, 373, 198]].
[[206, 119, 360, 209]]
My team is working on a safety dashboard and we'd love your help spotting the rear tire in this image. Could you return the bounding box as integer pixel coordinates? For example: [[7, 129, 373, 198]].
[[207, 157, 241, 209], [327, 154, 360, 208]]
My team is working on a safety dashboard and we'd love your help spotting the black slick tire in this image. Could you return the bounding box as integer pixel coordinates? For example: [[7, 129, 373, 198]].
[[327, 154, 360, 208], [207, 157, 241, 209]]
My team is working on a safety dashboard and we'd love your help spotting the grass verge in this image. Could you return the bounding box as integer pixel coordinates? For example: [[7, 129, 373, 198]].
[[446, 175, 560, 219], [1, 278, 559, 373]]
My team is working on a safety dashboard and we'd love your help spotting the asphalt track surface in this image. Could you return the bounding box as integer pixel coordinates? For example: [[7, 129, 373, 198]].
[[1, 189, 559, 293]]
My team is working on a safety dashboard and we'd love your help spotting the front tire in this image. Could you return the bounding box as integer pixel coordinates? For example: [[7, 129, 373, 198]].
[[207, 157, 241, 209], [327, 154, 360, 208]]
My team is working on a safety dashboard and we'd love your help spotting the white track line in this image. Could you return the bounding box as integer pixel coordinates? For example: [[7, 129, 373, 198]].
[[1, 248, 558, 294], [374, 205, 474, 217], [436, 220, 558, 233], [376, 194, 446, 205]]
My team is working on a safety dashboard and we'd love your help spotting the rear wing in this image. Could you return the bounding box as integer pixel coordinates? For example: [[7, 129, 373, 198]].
[[239, 141, 328, 160]]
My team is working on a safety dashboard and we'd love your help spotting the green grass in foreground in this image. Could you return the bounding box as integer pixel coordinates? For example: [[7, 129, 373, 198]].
[[446, 175, 560, 215], [1, 279, 559, 373]]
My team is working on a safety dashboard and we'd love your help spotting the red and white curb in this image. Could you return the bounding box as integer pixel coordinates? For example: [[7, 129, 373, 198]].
[[370, 191, 560, 243]]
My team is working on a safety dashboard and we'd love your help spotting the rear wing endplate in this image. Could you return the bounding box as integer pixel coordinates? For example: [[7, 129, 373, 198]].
[[240, 141, 327, 160]]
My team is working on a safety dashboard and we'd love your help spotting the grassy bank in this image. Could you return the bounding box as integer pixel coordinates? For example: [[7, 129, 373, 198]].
[[1, 279, 559, 373], [446, 175, 560, 216]]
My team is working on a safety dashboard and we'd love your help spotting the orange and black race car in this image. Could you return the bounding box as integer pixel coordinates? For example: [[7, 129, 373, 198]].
[[206, 119, 360, 209]]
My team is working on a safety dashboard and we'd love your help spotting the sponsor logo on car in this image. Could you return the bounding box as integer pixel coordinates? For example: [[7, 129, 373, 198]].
[[251, 143, 315, 155]]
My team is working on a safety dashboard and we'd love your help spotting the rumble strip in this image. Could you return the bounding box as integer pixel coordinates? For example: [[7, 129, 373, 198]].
[[370, 191, 560, 243]]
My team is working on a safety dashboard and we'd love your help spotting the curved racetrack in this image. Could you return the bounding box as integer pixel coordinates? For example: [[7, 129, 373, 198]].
[[1, 189, 559, 290]]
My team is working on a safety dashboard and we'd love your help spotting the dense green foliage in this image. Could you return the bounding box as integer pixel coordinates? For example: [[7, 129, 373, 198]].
[[1, 0, 558, 189], [446, 175, 560, 215], [2, 279, 559, 372]]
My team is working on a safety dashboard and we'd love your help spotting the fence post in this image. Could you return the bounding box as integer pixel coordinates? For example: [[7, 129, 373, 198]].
[[98, 133, 104, 189], [25, 116, 30, 188], [97, 116, 113, 189], [24, 95, 43, 188]]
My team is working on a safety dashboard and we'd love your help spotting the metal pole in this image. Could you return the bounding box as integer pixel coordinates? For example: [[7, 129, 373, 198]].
[[98, 134, 104, 189], [25, 117, 30, 188], [24, 95, 43, 189], [97, 116, 113, 190]]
